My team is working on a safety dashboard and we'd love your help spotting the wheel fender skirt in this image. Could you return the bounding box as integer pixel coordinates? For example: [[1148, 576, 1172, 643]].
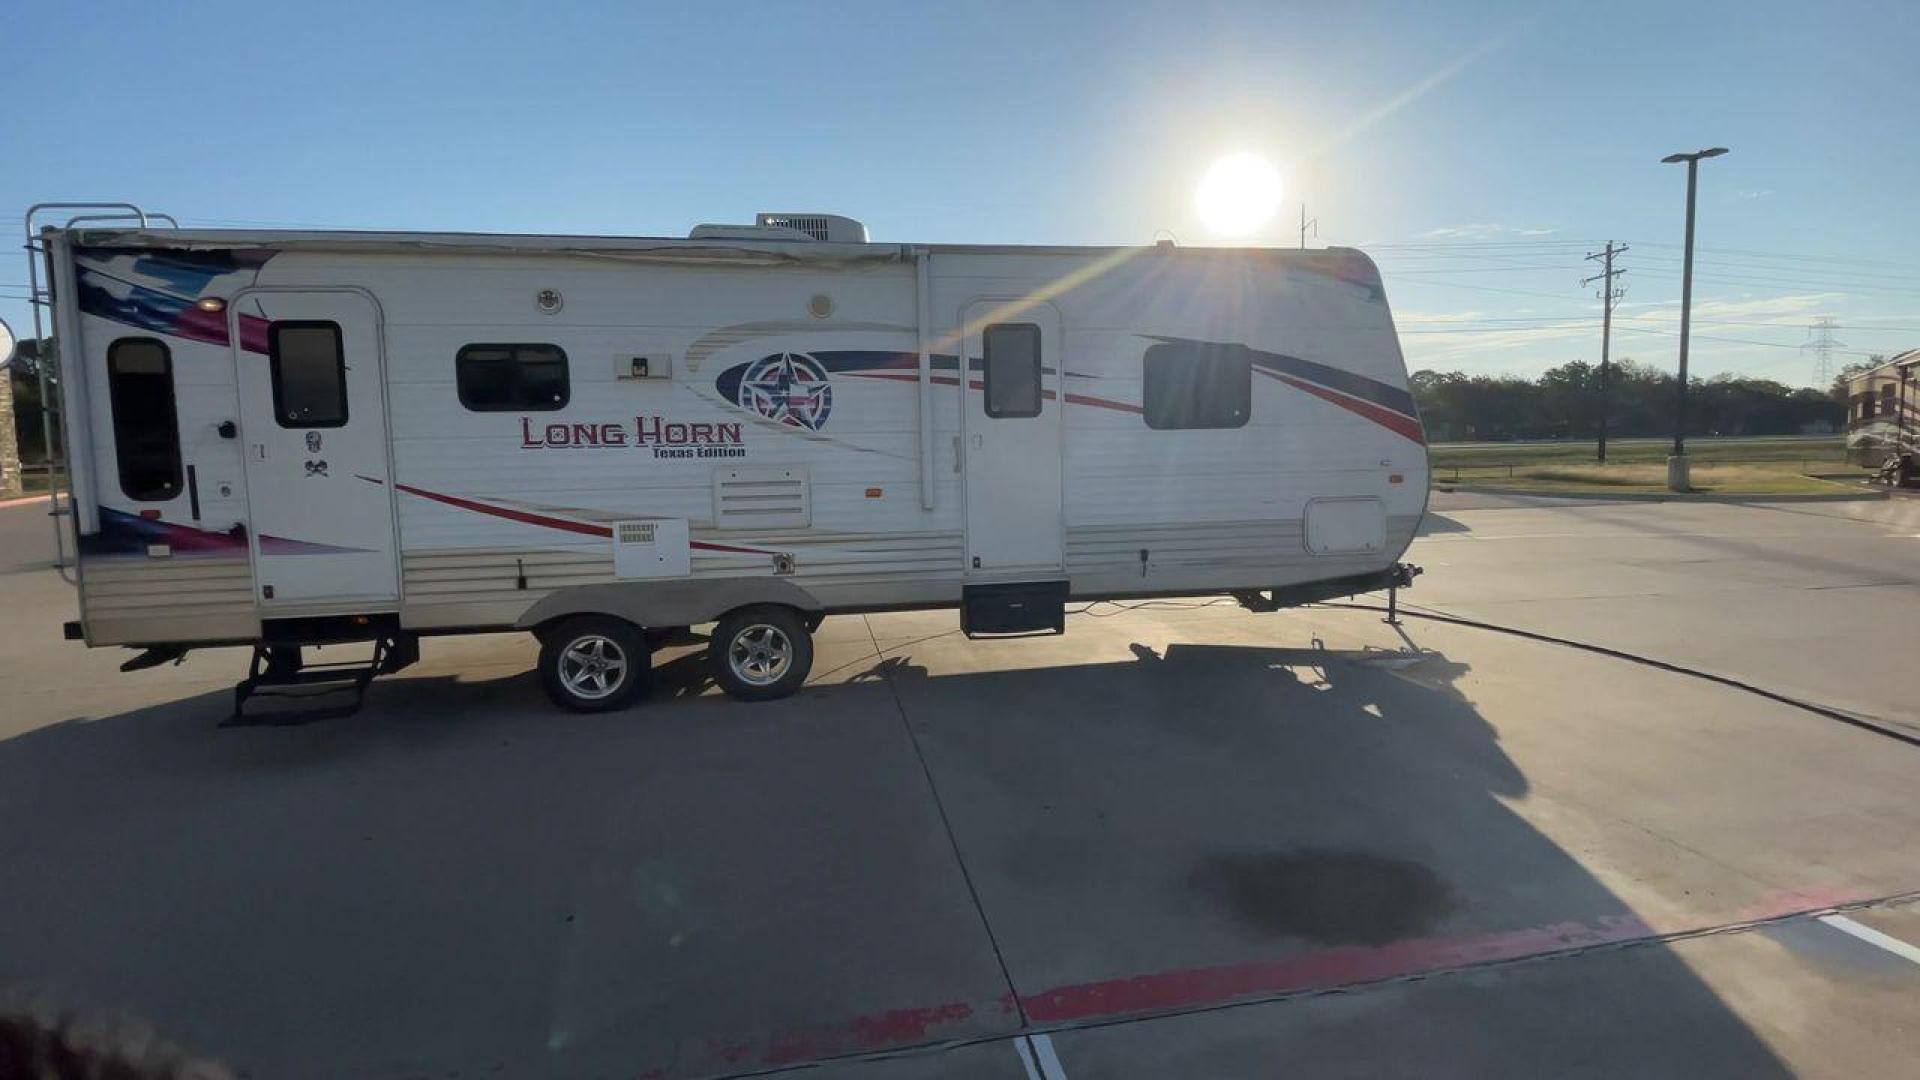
[[515, 577, 825, 632]]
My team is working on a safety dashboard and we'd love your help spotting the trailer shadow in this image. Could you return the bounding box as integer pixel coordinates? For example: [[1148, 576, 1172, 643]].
[[1416, 511, 1474, 535], [0, 627, 1799, 1077], [862, 633, 1798, 1076]]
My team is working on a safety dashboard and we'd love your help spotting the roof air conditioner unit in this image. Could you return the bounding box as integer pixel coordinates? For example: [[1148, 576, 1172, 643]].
[[687, 223, 817, 242], [754, 213, 869, 243]]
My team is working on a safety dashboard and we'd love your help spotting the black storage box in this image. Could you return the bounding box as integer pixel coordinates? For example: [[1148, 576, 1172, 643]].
[[961, 580, 1069, 637]]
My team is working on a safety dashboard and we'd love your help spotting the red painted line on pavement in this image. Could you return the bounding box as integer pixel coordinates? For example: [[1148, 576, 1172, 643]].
[[690, 994, 1015, 1073], [1024, 884, 1868, 1023], [0, 493, 52, 508], [614, 886, 1877, 1074]]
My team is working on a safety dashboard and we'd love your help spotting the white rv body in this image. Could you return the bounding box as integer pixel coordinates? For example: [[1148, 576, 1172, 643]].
[[38, 220, 1428, 667]]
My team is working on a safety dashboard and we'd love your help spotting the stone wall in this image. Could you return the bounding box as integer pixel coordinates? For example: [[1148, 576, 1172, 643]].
[[0, 369, 19, 498]]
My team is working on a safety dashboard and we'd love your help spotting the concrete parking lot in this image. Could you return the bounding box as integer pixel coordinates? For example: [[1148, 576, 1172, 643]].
[[3, 490, 1919, 1077]]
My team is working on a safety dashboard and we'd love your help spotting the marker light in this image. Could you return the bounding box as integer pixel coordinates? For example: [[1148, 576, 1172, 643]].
[[196, 297, 226, 313]]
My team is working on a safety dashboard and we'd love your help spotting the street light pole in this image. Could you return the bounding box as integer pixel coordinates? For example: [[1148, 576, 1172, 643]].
[[1660, 146, 1728, 491]]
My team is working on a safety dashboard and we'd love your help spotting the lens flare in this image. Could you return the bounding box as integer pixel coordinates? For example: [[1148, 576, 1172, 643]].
[[1195, 152, 1284, 238]]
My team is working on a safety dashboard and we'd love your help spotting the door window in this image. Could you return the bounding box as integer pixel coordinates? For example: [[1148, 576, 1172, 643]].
[[983, 323, 1042, 418], [269, 321, 349, 428], [105, 338, 183, 501]]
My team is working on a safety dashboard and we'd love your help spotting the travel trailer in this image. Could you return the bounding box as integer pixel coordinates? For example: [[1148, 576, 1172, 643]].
[[1844, 349, 1917, 484], [23, 203, 1427, 716]]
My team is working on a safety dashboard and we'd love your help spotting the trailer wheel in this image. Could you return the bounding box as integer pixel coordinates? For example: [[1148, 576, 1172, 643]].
[[710, 606, 813, 702], [538, 616, 649, 712]]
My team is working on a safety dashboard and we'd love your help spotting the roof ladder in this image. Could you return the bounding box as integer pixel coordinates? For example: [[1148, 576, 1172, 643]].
[[19, 203, 177, 583]]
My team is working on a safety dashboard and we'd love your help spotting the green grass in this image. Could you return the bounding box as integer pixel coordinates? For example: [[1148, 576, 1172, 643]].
[[8, 466, 55, 497], [1430, 435, 1846, 470], [1437, 460, 1855, 496]]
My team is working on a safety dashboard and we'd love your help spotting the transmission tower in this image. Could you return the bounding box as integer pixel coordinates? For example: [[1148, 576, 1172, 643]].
[[1803, 316, 1844, 387]]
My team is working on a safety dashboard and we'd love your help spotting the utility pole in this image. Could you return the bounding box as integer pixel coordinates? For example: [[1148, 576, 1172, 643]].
[[1802, 316, 1843, 389], [1582, 242, 1628, 463], [1299, 204, 1317, 250]]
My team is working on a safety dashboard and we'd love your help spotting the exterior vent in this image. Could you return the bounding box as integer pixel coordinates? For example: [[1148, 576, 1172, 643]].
[[713, 468, 810, 530], [611, 518, 691, 579], [754, 213, 869, 243]]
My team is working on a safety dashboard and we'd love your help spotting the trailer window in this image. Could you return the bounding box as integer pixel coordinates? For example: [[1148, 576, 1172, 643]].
[[269, 321, 348, 428], [983, 323, 1042, 418], [106, 338, 183, 502], [457, 344, 570, 411], [1143, 343, 1252, 430]]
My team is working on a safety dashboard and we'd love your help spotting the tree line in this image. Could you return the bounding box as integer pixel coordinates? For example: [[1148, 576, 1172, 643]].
[[1410, 359, 1844, 443]]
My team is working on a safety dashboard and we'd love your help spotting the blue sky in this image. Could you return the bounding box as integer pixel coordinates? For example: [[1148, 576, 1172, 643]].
[[6, 0, 1917, 386]]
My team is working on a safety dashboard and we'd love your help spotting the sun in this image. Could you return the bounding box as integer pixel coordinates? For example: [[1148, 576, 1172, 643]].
[[1195, 152, 1285, 238]]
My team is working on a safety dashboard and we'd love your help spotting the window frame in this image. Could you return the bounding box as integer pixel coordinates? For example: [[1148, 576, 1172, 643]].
[[105, 336, 185, 502], [268, 320, 350, 429], [1142, 343, 1254, 431], [455, 343, 572, 413], [981, 322, 1043, 419]]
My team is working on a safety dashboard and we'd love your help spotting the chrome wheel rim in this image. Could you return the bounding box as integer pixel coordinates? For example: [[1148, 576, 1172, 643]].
[[558, 635, 628, 700], [728, 624, 793, 687]]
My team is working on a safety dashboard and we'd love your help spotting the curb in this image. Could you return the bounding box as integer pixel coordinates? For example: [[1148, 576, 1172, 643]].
[[0, 493, 53, 509], [1433, 484, 1889, 504]]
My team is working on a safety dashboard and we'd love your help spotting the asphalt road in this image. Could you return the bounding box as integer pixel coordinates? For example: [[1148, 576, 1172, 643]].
[[2, 493, 1919, 1078]]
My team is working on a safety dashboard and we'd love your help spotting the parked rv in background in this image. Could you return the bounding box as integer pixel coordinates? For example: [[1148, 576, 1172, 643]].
[[24, 203, 1426, 717], [1845, 349, 1918, 485]]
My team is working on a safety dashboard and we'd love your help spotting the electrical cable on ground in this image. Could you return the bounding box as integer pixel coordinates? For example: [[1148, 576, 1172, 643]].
[[1309, 599, 1920, 749]]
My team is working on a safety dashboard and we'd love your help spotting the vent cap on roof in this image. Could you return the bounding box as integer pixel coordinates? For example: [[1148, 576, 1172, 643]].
[[755, 212, 868, 243]]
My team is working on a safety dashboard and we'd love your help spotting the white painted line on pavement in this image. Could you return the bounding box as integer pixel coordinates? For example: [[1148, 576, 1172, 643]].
[[1015, 1033, 1069, 1079], [1416, 531, 1826, 543], [1819, 914, 1920, 966]]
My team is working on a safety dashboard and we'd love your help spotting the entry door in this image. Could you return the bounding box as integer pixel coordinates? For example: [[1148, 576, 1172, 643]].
[[962, 301, 1064, 573], [232, 291, 400, 608]]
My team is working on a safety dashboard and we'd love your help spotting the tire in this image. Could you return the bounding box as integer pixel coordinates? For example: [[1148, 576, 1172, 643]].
[[709, 605, 814, 702], [538, 616, 649, 712]]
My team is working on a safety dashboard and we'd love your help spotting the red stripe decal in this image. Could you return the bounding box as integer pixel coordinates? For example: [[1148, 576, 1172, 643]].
[[372, 478, 776, 554], [388, 481, 612, 537], [1260, 369, 1426, 444], [1064, 392, 1144, 414], [692, 539, 778, 555]]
